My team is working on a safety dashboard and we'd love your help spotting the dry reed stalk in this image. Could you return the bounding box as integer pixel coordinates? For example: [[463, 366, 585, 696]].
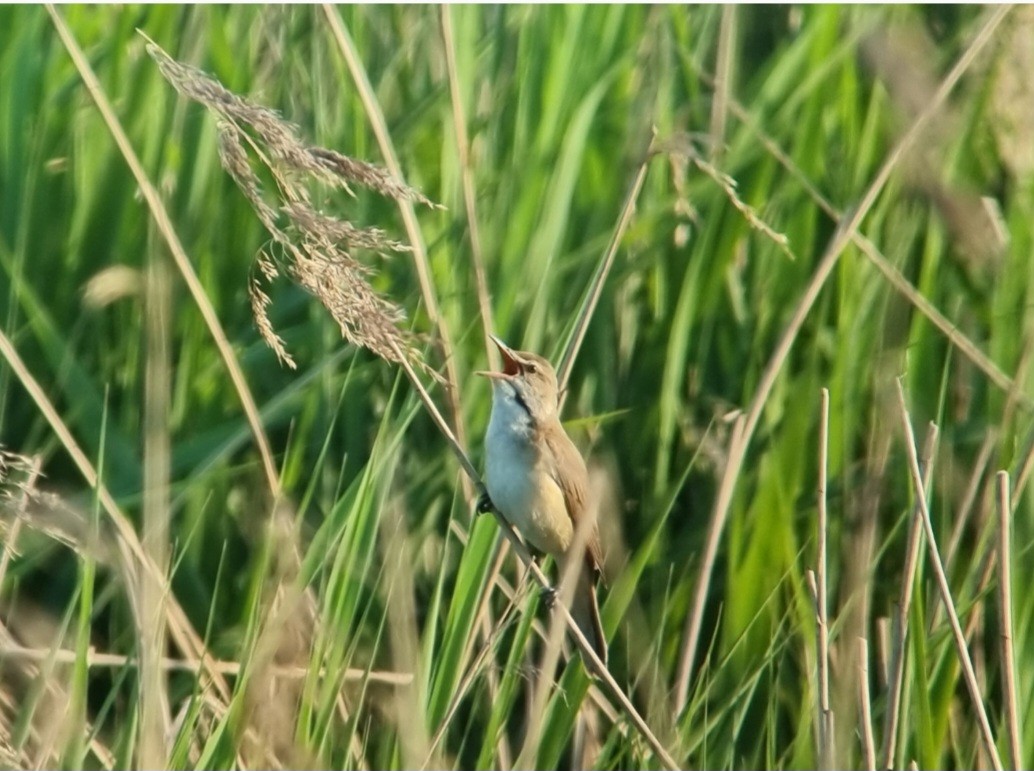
[[995, 472, 1023, 771], [137, 257, 172, 770], [556, 142, 652, 399], [815, 388, 833, 769], [894, 380, 1003, 771], [880, 423, 938, 770], [857, 637, 876, 771], [320, 5, 476, 508], [0, 642, 409, 683]]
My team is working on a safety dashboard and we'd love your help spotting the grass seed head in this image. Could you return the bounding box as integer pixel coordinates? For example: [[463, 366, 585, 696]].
[[147, 40, 435, 371]]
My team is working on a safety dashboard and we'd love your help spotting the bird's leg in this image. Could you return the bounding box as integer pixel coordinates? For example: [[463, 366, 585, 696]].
[[540, 584, 558, 609], [476, 488, 494, 515]]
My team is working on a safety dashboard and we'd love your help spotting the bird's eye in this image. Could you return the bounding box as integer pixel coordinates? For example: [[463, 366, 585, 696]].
[[525, 361, 538, 373]]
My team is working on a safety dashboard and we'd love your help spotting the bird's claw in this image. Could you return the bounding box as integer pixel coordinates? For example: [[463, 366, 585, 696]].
[[476, 490, 494, 515], [540, 585, 558, 609]]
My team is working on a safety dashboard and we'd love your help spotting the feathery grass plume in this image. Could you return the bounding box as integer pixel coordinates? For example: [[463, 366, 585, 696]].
[[145, 39, 436, 371]]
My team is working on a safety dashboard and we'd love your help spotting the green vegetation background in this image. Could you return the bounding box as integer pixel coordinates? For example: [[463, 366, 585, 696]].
[[1, 5, 1032, 769]]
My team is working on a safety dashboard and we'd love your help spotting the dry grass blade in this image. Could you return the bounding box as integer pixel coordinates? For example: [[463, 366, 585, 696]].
[[857, 637, 876, 771], [894, 379, 1003, 771], [674, 412, 747, 710], [995, 471, 1022, 771], [145, 38, 433, 374], [816, 388, 832, 769], [137, 259, 172, 768], [0, 643, 410, 683], [673, 5, 1011, 706], [880, 423, 937, 770]]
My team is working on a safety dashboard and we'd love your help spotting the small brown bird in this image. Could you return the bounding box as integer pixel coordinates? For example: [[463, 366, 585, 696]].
[[476, 335, 607, 665]]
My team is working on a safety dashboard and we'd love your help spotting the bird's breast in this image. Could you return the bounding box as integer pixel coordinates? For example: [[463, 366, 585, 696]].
[[484, 408, 573, 556]]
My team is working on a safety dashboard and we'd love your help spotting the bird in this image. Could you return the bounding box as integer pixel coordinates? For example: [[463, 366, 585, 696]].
[[476, 335, 608, 666]]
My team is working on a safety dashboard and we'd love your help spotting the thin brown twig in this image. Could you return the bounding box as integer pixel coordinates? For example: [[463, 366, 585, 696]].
[[943, 431, 997, 575], [995, 471, 1023, 771], [672, 5, 1011, 710], [894, 379, 1003, 771]]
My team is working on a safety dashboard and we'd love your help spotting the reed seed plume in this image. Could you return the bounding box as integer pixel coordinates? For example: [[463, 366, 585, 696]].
[[146, 39, 437, 370]]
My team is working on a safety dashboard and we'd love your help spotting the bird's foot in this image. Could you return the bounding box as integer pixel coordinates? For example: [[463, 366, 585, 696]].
[[476, 490, 494, 515], [540, 585, 558, 609]]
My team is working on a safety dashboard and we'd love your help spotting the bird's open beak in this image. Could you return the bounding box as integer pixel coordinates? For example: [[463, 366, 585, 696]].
[[474, 335, 522, 379]]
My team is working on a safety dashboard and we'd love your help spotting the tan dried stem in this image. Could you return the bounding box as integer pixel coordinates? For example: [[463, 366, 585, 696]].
[[857, 637, 876, 771], [321, 5, 473, 499], [995, 471, 1023, 771], [880, 423, 938, 771], [815, 387, 832, 769]]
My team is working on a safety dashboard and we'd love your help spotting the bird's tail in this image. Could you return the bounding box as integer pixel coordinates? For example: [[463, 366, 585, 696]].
[[571, 569, 608, 667]]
